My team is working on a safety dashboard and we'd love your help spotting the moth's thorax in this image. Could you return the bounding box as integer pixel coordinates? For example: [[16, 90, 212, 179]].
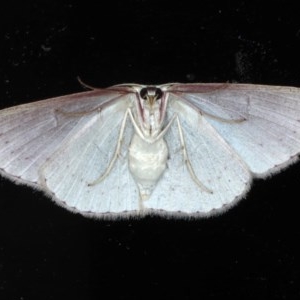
[[135, 86, 168, 138], [139, 101, 163, 137], [128, 133, 168, 200]]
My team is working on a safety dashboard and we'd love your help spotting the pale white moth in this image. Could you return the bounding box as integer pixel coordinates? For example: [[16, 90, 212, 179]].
[[0, 83, 300, 218]]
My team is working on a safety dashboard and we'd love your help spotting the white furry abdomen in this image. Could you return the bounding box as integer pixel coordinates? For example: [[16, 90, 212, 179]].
[[129, 134, 168, 200]]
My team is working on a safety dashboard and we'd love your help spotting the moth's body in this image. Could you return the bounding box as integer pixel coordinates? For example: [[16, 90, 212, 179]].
[[128, 133, 168, 201], [128, 86, 170, 201]]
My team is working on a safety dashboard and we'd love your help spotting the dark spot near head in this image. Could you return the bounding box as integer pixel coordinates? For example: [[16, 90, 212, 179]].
[[140, 88, 148, 99], [140, 87, 163, 100]]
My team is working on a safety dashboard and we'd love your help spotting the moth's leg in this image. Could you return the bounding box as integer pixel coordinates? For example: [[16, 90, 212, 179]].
[[175, 116, 213, 194], [88, 109, 130, 186], [127, 109, 146, 140], [154, 114, 177, 141]]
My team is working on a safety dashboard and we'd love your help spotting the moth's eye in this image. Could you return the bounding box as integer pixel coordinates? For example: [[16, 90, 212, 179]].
[[155, 88, 163, 100], [140, 88, 148, 100]]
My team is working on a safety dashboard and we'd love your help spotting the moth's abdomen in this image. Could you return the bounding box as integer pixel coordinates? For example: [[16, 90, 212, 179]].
[[128, 134, 168, 200]]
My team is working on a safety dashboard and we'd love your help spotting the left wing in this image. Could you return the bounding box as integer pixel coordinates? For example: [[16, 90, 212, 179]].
[[0, 90, 140, 217]]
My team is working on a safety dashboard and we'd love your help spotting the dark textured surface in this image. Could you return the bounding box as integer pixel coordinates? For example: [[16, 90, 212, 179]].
[[1, 1, 300, 299]]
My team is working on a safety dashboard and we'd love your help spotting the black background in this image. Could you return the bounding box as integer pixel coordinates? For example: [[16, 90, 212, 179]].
[[1, 1, 300, 299]]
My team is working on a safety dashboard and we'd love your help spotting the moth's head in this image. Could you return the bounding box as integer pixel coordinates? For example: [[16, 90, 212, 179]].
[[139, 86, 163, 108]]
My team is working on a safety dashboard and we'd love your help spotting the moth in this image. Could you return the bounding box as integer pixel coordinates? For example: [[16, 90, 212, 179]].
[[0, 83, 300, 218]]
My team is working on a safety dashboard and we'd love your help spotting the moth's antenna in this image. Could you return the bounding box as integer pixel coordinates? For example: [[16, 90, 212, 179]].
[[77, 76, 100, 90]]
